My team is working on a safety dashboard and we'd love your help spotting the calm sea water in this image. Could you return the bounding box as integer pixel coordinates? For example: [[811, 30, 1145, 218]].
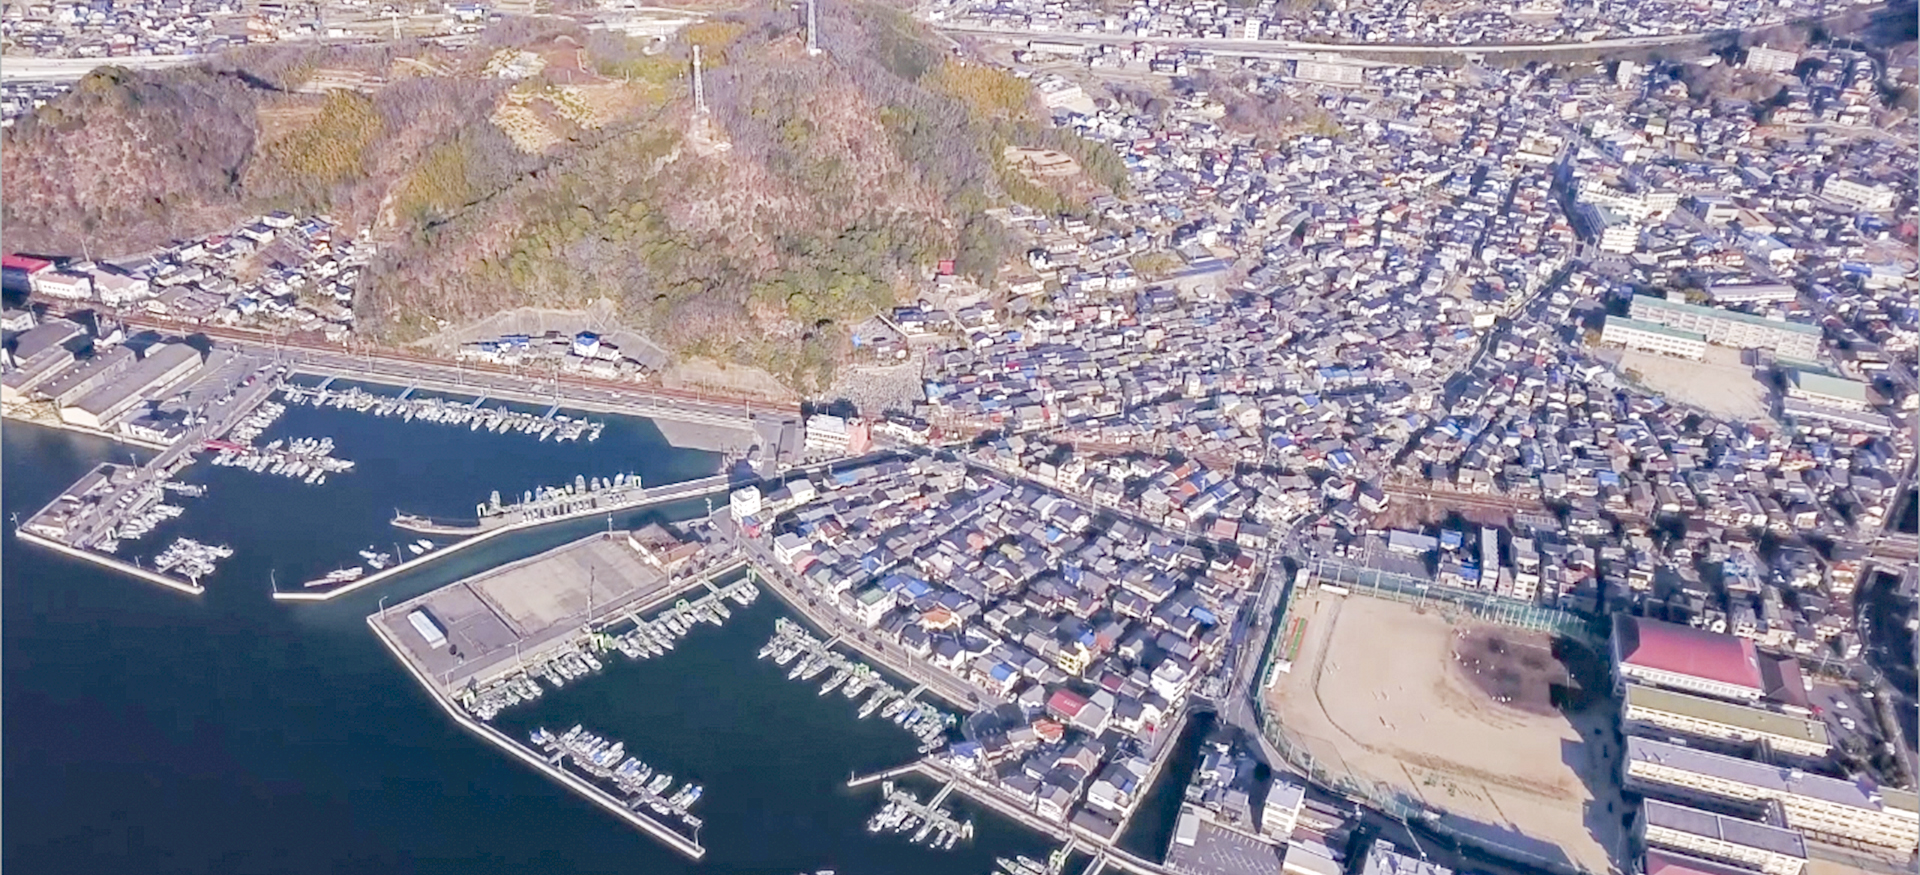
[[2, 398, 1063, 875]]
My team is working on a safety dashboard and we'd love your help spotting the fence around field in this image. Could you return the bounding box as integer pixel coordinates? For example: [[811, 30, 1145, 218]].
[[1306, 557, 1598, 638], [1245, 560, 1603, 875]]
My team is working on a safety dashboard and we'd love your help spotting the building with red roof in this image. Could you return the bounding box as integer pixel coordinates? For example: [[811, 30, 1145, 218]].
[[2, 254, 52, 296], [1612, 614, 1765, 702], [1046, 687, 1089, 722]]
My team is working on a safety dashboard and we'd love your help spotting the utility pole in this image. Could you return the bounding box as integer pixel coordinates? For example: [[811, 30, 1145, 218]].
[[691, 44, 706, 115], [805, 0, 819, 56]]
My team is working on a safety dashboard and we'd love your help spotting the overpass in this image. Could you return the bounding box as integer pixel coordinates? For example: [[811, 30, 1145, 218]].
[[932, 23, 1759, 63], [0, 54, 199, 82]]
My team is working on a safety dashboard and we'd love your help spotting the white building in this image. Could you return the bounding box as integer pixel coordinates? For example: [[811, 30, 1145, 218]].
[[1744, 47, 1800, 74], [1821, 177, 1894, 211], [1625, 737, 1919, 853], [1639, 798, 1807, 875], [1602, 316, 1707, 361], [804, 413, 851, 455], [1295, 60, 1365, 86], [1628, 295, 1822, 360], [1623, 684, 1831, 758], [35, 270, 94, 301], [1707, 283, 1797, 305], [1262, 776, 1306, 840], [94, 271, 152, 307], [729, 485, 762, 521], [1361, 840, 1451, 875]]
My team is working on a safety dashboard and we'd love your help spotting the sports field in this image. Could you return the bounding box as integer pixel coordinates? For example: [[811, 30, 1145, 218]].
[[1266, 588, 1627, 874]]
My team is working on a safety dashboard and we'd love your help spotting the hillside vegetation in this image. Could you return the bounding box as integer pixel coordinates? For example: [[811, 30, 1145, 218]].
[[0, 2, 1123, 391]]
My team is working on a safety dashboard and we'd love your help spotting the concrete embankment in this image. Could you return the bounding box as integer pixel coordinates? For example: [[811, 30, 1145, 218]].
[[366, 616, 706, 859], [651, 418, 758, 454], [276, 475, 735, 602], [16, 530, 205, 596]]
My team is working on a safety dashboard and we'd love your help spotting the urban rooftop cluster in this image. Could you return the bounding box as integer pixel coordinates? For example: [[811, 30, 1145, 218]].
[[853, 44, 1912, 769], [4, 212, 369, 341], [732, 454, 1260, 836], [930, 0, 1884, 46]]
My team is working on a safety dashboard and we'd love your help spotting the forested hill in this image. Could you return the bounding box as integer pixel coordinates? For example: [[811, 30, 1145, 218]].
[[0, 2, 1126, 390]]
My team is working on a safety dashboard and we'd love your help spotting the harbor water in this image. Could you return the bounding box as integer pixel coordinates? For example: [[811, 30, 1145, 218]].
[[3, 407, 1057, 875]]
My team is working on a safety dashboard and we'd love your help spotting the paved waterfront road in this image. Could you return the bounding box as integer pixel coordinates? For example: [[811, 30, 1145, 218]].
[[262, 341, 780, 430]]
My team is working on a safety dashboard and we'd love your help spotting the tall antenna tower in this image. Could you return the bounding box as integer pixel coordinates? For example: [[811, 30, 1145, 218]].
[[692, 44, 707, 114], [805, 0, 820, 56]]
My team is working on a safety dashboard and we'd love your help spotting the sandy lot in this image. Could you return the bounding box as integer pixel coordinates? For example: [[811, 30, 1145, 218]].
[[1267, 589, 1626, 874], [1618, 345, 1772, 423]]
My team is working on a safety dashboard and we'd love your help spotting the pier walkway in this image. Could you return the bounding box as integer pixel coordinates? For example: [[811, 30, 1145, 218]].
[[393, 473, 734, 537]]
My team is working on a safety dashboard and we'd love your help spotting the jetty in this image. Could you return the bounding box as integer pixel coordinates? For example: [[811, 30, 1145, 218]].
[[366, 615, 705, 859]]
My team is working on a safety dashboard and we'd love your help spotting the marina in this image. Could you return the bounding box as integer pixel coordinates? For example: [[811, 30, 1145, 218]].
[[531, 725, 707, 832], [279, 384, 606, 443], [458, 576, 760, 721], [365, 611, 707, 860], [17, 457, 221, 584], [763, 618, 957, 753], [866, 779, 974, 851], [204, 436, 355, 486], [394, 472, 652, 536]]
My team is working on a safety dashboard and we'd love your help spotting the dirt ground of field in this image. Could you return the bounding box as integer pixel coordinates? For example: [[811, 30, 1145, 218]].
[[1267, 589, 1627, 874], [1617, 345, 1773, 423]]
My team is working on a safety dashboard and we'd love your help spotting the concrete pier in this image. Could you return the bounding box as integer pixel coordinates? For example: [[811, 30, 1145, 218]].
[[366, 614, 705, 859], [15, 529, 206, 595], [276, 475, 736, 602], [393, 473, 731, 537]]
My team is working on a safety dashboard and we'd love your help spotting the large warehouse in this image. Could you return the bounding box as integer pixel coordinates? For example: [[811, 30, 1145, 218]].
[[58, 342, 204, 430]]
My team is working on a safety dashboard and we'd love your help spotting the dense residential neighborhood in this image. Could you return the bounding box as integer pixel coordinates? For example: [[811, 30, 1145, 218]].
[[2, 4, 1916, 875]]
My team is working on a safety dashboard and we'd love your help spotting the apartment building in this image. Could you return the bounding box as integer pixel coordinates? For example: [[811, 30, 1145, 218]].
[[1625, 737, 1919, 853], [1624, 684, 1831, 758], [1603, 316, 1708, 361], [1628, 295, 1822, 360]]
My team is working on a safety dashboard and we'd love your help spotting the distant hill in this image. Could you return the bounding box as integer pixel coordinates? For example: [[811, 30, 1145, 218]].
[[0, 3, 1124, 391]]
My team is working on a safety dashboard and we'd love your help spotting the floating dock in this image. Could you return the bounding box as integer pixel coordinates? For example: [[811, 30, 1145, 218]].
[[865, 778, 973, 850]]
